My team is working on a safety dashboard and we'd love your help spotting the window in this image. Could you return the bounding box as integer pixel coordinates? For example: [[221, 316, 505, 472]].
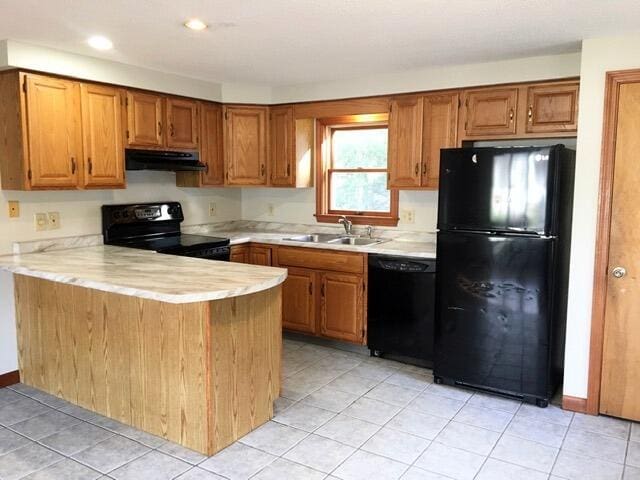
[[316, 115, 399, 226]]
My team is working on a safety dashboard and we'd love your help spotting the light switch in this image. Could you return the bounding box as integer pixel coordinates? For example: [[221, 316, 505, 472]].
[[35, 213, 48, 231]]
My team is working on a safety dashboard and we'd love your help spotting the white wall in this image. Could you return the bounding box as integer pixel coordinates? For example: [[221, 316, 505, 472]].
[[241, 188, 439, 232], [272, 52, 581, 103], [2, 40, 224, 102], [0, 172, 241, 256], [0, 272, 17, 375], [563, 32, 640, 399]]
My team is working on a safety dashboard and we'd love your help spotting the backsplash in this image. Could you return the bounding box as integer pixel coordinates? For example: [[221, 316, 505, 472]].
[[12, 220, 437, 254]]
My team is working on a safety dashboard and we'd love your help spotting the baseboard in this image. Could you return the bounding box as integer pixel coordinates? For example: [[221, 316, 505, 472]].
[[562, 395, 588, 413], [0, 370, 20, 388]]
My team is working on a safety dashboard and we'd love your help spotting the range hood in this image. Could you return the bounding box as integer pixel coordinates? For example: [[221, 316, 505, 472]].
[[125, 149, 206, 172]]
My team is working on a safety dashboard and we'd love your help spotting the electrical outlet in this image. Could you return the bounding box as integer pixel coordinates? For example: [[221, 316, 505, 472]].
[[8, 201, 19, 218], [34, 213, 48, 231], [267, 204, 275, 216], [208, 202, 217, 217], [401, 209, 415, 224], [48, 212, 60, 230]]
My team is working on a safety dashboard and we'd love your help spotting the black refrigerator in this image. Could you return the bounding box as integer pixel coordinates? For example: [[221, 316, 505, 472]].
[[434, 145, 575, 407]]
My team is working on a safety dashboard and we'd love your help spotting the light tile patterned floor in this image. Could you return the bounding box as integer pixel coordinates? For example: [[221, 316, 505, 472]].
[[0, 338, 639, 479]]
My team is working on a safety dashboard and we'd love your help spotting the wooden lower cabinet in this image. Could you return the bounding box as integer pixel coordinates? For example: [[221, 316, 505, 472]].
[[282, 267, 316, 334], [249, 246, 272, 266], [230, 245, 249, 263], [320, 272, 364, 343]]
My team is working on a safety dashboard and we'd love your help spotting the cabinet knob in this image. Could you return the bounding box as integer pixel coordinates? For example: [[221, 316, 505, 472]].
[[414, 163, 419, 175], [261, 164, 266, 177], [169, 123, 175, 137], [422, 163, 427, 175], [158, 122, 163, 136], [88, 157, 92, 175], [528, 105, 533, 122], [612, 267, 627, 278], [509, 109, 514, 122], [71, 157, 76, 174]]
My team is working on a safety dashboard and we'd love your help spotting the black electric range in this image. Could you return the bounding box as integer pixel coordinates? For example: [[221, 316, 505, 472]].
[[102, 202, 230, 261]]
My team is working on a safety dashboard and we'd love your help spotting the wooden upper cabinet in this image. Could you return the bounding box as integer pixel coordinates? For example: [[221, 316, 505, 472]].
[[388, 93, 458, 190], [320, 272, 364, 343], [282, 267, 316, 335], [224, 106, 268, 186], [80, 84, 125, 188], [126, 91, 163, 147], [421, 93, 459, 189], [462, 88, 518, 137], [166, 97, 199, 149], [199, 103, 224, 185], [525, 83, 579, 134], [270, 105, 295, 186], [388, 96, 423, 188], [24, 74, 82, 189]]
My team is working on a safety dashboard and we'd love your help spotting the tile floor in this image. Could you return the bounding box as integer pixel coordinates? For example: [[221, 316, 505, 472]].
[[0, 338, 639, 479]]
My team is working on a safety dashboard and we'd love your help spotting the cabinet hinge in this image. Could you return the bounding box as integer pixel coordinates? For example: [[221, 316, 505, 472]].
[[465, 98, 469, 108], [458, 97, 462, 108], [225, 110, 229, 120], [125, 97, 129, 107], [389, 103, 392, 112], [125, 130, 130, 139], [27, 169, 32, 180], [22, 78, 27, 94]]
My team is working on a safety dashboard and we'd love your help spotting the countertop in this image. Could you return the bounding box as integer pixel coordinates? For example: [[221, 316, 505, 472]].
[[0, 245, 287, 304], [212, 231, 437, 259]]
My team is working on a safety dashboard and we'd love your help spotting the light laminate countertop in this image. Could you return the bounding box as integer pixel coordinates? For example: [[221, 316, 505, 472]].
[[215, 231, 437, 259], [0, 245, 287, 304]]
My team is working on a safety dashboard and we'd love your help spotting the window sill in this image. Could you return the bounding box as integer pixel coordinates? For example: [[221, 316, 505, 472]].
[[315, 213, 399, 227]]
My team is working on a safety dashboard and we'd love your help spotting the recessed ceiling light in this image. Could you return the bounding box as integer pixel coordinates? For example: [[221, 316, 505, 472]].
[[184, 19, 208, 31], [87, 35, 113, 50]]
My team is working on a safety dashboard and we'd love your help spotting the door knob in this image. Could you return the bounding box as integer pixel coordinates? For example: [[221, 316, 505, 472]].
[[612, 267, 627, 278]]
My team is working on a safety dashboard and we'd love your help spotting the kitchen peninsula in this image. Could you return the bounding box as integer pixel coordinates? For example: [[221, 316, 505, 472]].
[[0, 246, 287, 455]]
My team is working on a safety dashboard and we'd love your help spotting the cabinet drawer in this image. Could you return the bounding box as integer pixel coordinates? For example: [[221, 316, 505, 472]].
[[276, 247, 364, 274]]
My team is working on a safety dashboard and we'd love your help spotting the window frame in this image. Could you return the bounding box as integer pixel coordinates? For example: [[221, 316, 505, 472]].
[[315, 114, 399, 227]]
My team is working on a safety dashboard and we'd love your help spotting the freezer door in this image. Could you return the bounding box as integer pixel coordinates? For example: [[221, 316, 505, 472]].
[[438, 146, 558, 234], [434, 232, 555, 399]]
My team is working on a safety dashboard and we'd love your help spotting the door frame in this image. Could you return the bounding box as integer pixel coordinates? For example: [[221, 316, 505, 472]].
[[584, 68, 640, 415]]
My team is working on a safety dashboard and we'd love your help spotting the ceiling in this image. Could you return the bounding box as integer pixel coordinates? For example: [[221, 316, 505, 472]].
[[2, 0, 639, 86]]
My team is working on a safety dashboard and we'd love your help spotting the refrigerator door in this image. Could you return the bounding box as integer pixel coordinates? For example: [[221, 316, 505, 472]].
[[438, 146, 559, 235], [434, 231, 555, 400]]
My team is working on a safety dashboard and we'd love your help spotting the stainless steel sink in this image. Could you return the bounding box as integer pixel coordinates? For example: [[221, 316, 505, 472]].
[[282, 233, 345, 243], [326, 237, 388, 246]]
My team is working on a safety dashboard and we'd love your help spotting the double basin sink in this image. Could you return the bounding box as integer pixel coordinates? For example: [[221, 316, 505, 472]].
[[282, 233, 388, 246]]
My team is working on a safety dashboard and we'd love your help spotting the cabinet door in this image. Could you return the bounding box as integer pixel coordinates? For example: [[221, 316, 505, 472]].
[[282, 267, 316, 334], [525, 83, 579, 134], [230, 245, 249, 263], [320, 272, 364, 343], [224, 106, 268, 185], [166, 97, 199, 149], [24, 74, 81, 188], [126, 91, 164, 147], [200, 103, 224, 186], [463, 88, 518, 136], [421, 93, 459, 189], [249, 246, 272, 266], [388, 96, 423, 188], [80, 84, 125, 188], [270, 105, 295, 187]]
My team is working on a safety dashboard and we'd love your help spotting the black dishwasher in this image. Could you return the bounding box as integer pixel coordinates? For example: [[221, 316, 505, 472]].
[[367, 255, 436, 367]]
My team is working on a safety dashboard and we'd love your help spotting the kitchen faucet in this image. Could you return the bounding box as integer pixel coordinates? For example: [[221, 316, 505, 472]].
[[338, 215, 353, 235]]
